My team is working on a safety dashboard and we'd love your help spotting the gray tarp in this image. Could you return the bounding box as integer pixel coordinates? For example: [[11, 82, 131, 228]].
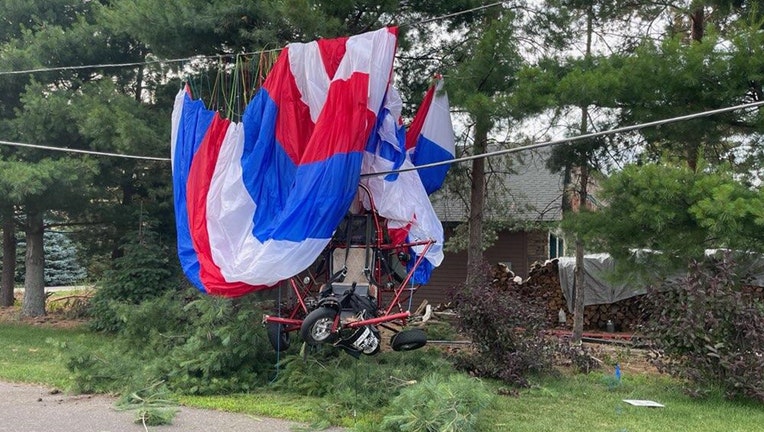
[[557, 253, 646, 312], [556, 250, 764, 312]]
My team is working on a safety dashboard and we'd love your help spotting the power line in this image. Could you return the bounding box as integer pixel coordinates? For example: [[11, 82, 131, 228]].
[[0, 58, 186, 76], [0, 2, 505, 77], [409, 1, 505, 26], [0, 50, 283, 76], [2, 100, 761, 165], [0, 140, 170, 161], [362, 100, 764, 178]]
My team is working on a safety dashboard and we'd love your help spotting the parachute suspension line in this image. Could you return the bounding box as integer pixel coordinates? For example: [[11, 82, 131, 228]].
[[237, 55, 248, 118], [187, 65, 204, 102], [184, 62, 210, 103], [209, 57, 222, 111], [178, 60, 187, 91], [205, 61, 217, 106], [225, 56, 240, 120], [257, 49, 269, 90], [220, 56, 231, 114], [255, 49, 278, 94], [241, 54, 253, 103], [270, 283, 283, 383]]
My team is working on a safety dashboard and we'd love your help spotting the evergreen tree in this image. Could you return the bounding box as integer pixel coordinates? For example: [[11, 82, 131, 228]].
[[515, 0, 764, 277], [0, 0, 171, 315], [42, 230, 87, 286], [13, 229, 87, 286]]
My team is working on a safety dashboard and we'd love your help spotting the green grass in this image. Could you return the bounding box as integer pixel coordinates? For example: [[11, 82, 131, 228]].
[[479, 372, 764, 432], [177, 392, 324, 423], [2, 320, 763, 431], [0, 322, 106, 389]]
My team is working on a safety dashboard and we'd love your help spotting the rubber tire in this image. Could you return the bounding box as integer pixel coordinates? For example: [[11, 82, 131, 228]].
[[266, 322, 291, 352], [300, 307, 339, 345], [364, 338, 381, 355], [390, 328, 427, 351]]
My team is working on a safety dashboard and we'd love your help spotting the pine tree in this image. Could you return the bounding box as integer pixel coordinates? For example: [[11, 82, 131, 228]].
[[43, 230, 87, 287]]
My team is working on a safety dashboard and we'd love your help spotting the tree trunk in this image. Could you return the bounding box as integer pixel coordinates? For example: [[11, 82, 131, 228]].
[[1, 205, 16, 307], [20, 210, 46, 318], [571, 165, 590, 343], [681, 0, 703, 176], [572, 236, 585, 341], [571, 6, 594, 344], [690, 6, 704, 42], [466, 120, 488, 276]]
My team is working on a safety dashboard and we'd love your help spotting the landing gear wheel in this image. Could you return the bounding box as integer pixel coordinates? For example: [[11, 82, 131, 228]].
[[300, 307, 339, 345], [266, 322, 291, 352], [365, 342, 381, 355], [390, 328, 427, 351]]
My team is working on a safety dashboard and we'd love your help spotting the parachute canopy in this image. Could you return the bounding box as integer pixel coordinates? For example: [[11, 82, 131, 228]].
[[171, 27, 454, 297]]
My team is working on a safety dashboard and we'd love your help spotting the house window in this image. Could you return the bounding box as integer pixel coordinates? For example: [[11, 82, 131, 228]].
[[549, 233, 564, 258]]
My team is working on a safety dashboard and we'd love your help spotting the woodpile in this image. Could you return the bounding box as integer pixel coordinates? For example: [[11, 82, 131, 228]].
[[487, 260, 764, 334], [743, 284, 764, 299], [491, 260, 645, 332]]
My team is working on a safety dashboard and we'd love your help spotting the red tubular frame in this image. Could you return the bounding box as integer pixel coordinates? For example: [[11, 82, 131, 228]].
[[263, 183, 437, 341]]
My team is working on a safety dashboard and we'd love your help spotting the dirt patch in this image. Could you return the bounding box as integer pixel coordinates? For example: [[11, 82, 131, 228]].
[[0, 293, 90, 329], [585, 343, 659, 375], [0, 306, 88, 328]]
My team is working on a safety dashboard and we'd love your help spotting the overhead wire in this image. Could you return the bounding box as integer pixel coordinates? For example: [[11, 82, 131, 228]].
[[0, 51, 280, 77], [0, 1, 509, 161], [0, 2, 761, 167], [361, 100, 764, 178], [0, 1, 505, 77], [408, 1, 505, 26], [0, 139, 170, 161], [1, 100, 762, 165]]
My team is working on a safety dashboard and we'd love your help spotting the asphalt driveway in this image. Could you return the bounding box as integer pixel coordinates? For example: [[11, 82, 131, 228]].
[[0, 381, 344, 432]]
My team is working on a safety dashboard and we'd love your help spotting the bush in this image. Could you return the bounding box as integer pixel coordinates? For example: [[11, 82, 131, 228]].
[[160, 295, 275, 395], [643, 254, 764, 402], [273, 347, 456, 424], [62, 341, 147, 394], [89, 230, 175, 333], [379, 374, 494, 432], [450, 263, 558, 387], [64, 289, 278, 396]]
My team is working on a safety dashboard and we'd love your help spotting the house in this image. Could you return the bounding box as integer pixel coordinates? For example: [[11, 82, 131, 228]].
[[415, 147, 567, 305]]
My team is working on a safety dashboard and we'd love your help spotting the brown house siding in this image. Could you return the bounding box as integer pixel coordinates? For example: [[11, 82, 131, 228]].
[[413, 228, 550, 306]]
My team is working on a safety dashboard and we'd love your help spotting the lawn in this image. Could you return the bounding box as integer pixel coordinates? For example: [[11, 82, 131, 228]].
[[1, 316, 762, 431], [481, 372, 764, 432], [0, 321, 106, 389]]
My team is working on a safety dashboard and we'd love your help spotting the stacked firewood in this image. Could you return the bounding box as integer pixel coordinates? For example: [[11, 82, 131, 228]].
[[742, 284, 764, 298], [491, 260, 645, 332]]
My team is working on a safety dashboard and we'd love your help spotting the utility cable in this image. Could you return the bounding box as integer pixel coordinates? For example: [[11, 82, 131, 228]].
[[0, 2, 505, 77], [361, 100, 764, 178], [0, 50, 281, 77], [405, 1, 505, 26], [1, 99, 763, 163], [0, 139, 170, 161]]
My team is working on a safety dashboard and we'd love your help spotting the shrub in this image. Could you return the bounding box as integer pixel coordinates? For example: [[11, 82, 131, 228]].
[[62, 342, 143, 394], [273, 347, 456, 424], [643, 254, 764, 402], [450, 263, 558, 387], [89, 230, 175, 333], [160, 295, 275, 395], [65, 289, 278, 395], [379, 374, 494, 432]]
